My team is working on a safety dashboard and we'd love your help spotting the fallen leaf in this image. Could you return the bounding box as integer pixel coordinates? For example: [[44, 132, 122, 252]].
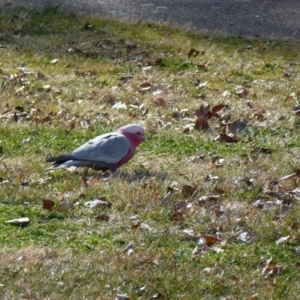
[[235, 88, 249, 98], [173, 200, 193, 213], [81, 175, 88, 187], [5, 217, 30, 226], [235, 231, 257, 243], [90, 177, 100, 185], [170, 212, 184, 223], [82, 22, 94, 30], [188, 48, 200, 58], [37, 71, 46, 80], [50, 59, 58, 65], [211, 156, 225, 167], [197, 63, 208, 71], [161, 191, 172, 207], [204, 175, 220, 182], [57, 199, 75, 212], [132, 285, 146, 295], [212, 187, 225, 194], [280, 170, 300, 181], [120, 74, 133, 81], [182, 184, 197, 197], [262, 258, 282, 275], [115, 293, 130, 299], [252, 147, 273, 154], [218, 134, 238, 143], [194, 116, 210, 130], [167, 186, 181, 194], [195, 104, 210, 117], [276, 235, 290, 245], [228, 119, 248, 133], [153, 97, 166, 107], [211, 104, 228, 114], [151, 292, 166, 299], [140, 81, 152, 89], [204, 235, 221, 246], [112, 102, 127, 110], [84, 198, 112, 209], [209, 246, 224, 253], [121, 243, 135, 256], [42, 199, 55, 211], [95, 214, 110, 222], [181, 229, 199, 240], [132, 221, 143, 231], [196, 81, 208, 89], [198, 194, 221, 206]]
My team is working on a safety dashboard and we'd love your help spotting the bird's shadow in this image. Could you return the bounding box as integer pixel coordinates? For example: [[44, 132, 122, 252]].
[[84, 168, 169, 184]]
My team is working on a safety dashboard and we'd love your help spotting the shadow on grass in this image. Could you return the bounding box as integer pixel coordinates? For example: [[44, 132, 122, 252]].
[[116, 168, 169, 183], [82, 168, 170, 184]]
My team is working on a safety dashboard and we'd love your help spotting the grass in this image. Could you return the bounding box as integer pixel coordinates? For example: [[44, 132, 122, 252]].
[[1, 4, 300, 300]]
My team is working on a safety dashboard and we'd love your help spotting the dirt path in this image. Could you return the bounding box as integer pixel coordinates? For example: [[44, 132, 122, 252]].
[[2, 0, 300, 39]]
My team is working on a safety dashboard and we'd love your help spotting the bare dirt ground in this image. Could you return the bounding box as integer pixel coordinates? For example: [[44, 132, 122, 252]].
[[1, 0, 300, 39]]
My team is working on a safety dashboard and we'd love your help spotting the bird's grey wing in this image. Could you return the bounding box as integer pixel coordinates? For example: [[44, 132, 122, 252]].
[[72, 133, 131, 163]]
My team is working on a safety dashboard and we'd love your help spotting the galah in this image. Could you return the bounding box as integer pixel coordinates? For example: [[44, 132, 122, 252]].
[[46, 124, 145, 172]]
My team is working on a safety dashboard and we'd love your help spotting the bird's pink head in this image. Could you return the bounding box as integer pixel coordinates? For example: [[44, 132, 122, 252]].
[[118, 124, 145, 147]]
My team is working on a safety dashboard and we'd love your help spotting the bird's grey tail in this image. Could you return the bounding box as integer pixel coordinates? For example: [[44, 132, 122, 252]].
[[45, 160, 89, 171]]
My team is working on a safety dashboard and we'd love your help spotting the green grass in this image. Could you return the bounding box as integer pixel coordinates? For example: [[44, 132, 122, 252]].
[[1, 4, 300, 300]]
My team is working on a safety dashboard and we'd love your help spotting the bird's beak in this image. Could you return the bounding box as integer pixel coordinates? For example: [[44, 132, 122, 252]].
[[142, 135, 146, 141]]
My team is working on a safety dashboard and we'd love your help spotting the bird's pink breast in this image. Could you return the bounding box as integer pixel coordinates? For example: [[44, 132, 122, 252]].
[[116, 130, 143, 168]]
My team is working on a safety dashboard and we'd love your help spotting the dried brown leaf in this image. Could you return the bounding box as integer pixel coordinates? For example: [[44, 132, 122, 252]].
[[42, 199, 55, 211], [161, 191, 172, 207], [235, 88, 249, 98], [188, 48, 200, 58], [132, 221, 143, 231], [181, 184, 197, 197], [195, 104, 210, 117], [197, 63, 208, 71], [252, 147, 273, 154], [140, 81, 152, 88], [204, 175, 220, 182], [151, 292, 167, 299], [218, 134, 238, 143], [173, 200, 193, 213], [90, 177, 101, 186], [81, 175, 88, 187], [57, 199, 75, 212], [247, 101, 254, 109], [205, 235, 221, 246], [167, 186, 181, 194], [228, 119, 248, 133], [84, 197, 112, 209], [194, 116, 210, 131], [121, 243, 135, 255], [95, 214, 110, 222], [198, 194, 221, 206], [262, 258, 282, 275], [211, 104, 228, 114], [170, 212, 184, 223], [153, 97, 166, 107], [212, 187, 225, 195]]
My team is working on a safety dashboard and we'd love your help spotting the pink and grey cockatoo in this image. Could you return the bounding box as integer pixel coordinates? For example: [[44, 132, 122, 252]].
[[46, 124, 145, 172]]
